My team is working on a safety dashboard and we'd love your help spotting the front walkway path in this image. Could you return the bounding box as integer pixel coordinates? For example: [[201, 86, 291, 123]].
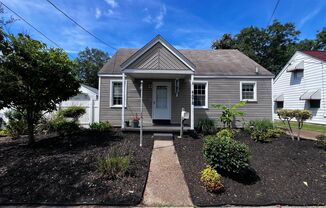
[[286, 129, 324, 141], [142, 139, 193, 207]]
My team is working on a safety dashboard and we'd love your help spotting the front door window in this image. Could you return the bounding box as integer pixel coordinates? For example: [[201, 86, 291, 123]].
[[156, 86, 167, 109]]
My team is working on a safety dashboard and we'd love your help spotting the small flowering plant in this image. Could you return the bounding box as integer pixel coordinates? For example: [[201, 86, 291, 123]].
[[132, 113, 140, 122]]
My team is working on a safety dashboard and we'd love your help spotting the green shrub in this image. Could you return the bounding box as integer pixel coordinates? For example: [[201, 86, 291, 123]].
[[200, 166, 224, 192], [197, 118, 216, 135], [212, 101, 246, 128], [248, 119, 283, 142], [315, 135, 326, 150], [59, 106, 86, 121], [253, 119, 274, 132], [216, 128, 234, 139], [97, 150, 130, 179], [90, 121, 112, 131], [4, 110, 27, 139], [0, 129, 8, 137], [203, 135, 250, 174], [54, 121, 80, 137]]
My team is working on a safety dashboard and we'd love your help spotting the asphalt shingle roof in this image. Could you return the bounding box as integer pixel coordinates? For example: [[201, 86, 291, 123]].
[[301, 51, 326, 62], [99, 48, 273, 76]]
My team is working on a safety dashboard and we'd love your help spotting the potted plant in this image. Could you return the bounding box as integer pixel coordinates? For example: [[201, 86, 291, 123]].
[[125, 120, 130, 127], [132, 114, 140, 128]]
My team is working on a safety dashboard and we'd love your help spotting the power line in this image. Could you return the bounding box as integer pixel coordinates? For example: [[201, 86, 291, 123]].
[[267, 0, 280, 26], [0, 1, 61, 48], [46, 0, 117, 50]]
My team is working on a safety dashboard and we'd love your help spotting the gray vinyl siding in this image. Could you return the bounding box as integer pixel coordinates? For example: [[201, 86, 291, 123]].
[[100, 77, 191, 126], [100, 77, 272, 127], [128, 42, 189, 70], [194, 78, 272, 127]]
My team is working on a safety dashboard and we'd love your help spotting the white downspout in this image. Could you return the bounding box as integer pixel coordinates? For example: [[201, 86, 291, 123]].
[[271, 78, 274, 122], [122, 73, 125, 128], [190, 74, 194, 130], [322, 62, 326, 118], [98, 76, 101, 121], [140, 80, 143, 147]]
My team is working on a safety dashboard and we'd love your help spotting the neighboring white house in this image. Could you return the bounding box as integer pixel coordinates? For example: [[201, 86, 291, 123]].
[[273, 51, 326, 124], [59, 84, 99, 127], [0, 84, 99, 128]]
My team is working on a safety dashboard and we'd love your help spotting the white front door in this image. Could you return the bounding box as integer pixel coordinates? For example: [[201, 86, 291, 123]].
[[152, 82, 171, 120]]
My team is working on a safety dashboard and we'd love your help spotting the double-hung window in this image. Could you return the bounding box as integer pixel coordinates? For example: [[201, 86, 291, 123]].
[[193, 81, 208, 108], [110, 80, 127, 107], [240, 81, 257, 102]]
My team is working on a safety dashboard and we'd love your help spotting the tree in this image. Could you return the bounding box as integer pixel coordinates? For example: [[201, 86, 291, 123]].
[[74, 48, 109, 88], [212, 34, 236, 49], [212, 20, 301, 75], [0, 32, 80, 144], [316, 28, 326, 50]]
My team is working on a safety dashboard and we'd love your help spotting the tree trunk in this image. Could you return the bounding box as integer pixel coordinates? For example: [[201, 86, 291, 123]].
[[26, 111, 35, 145]]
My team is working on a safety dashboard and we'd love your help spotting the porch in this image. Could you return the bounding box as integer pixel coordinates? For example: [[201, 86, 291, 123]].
[[122, 124, 192, 133]]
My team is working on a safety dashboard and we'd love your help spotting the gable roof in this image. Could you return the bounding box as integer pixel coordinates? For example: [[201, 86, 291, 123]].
[[80, 84, 98, 95], [301, 51, 326, 62], [121, 35, 195, 71], [99, 48, 273, 76]]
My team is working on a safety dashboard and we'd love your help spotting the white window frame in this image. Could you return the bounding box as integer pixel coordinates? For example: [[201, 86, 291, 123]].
[[110, 80, 127, 108], [193, 81, 208, 109], [240, 81, 257, 102]]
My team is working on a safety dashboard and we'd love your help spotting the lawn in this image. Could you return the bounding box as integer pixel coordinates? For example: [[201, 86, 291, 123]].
[[274, 120, 326, 134], [0, 131, 153, 205], [174, 132, 326, 206]]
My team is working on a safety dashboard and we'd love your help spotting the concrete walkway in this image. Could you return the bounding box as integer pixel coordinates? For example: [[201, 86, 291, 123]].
[[286, 129, 324, 141], [142, 139, 193, 207]]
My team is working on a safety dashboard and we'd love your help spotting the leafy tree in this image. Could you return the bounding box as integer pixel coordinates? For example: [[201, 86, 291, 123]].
[[0, 4, 16, 29], [212, 20, 301, 75], [316, 28, 326, 50], [0, 32, 80, 144], [74, 47, 109, 88], [294, 39, 317, 51], [211, 34, 236, 49]]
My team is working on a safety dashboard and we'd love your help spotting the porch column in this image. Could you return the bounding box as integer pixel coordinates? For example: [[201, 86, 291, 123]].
[[121, 73, 125, 128], [190, 74, 194, 130]]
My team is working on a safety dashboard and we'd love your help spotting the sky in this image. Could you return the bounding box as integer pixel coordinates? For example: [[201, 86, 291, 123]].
[[1, 0, 326, 58]]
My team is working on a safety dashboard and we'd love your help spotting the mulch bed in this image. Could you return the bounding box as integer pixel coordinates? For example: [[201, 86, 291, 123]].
[[0, 131, 153, 206], [174, 132, 326, 206]]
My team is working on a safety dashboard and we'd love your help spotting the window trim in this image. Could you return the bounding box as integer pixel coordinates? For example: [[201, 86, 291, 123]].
[[240, 81, 257, 102], [193, 81, 208, 109], [110, 80, 127, 108]]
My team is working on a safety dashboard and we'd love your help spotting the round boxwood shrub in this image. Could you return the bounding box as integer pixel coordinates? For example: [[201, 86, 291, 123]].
[[203, 135, 250, 174]]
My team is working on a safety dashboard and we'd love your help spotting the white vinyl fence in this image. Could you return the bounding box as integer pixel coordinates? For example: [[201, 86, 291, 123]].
[[59, 100, 99, 127]]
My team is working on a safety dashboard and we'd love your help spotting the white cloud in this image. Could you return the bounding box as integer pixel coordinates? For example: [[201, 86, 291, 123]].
[[299, 7, 321, 28], [105, 0, 118, 8], [95, 8, 102, 19], [142, 4, 167, 29]]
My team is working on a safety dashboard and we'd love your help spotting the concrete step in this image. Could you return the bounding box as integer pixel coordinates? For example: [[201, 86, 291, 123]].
[[152, 133, 174, 140]]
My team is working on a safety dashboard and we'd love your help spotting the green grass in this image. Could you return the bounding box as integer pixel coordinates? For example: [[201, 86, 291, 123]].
[[274, 120, 326, 134]]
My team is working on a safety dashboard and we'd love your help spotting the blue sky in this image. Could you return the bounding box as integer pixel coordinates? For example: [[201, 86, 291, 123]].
[[2, 0, 326, 58]]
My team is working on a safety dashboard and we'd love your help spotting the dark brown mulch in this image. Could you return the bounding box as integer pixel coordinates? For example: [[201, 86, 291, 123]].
[[174, 132, 326, 206], [0, 131, 153, 206]]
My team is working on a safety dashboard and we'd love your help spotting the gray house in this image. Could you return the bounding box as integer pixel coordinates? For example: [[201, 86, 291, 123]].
[[98, 35, 274, 129]]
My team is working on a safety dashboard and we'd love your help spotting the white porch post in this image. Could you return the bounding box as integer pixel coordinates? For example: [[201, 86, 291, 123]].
[[190, 74, 194, 130], [121, 73, 125, 128]]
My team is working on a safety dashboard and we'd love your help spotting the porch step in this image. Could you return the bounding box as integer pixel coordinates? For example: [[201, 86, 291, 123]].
[[152, 133, 174, 140]]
